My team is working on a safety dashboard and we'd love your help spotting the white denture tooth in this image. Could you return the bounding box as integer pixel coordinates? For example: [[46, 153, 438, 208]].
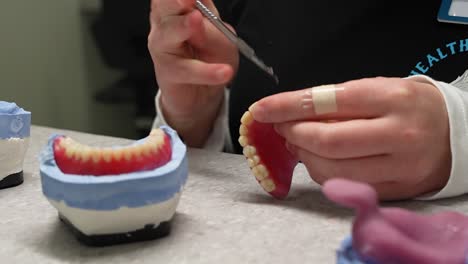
[[91, 149, 102, 163], [248, 158, 256, 168], [123, 148, 133, 161], [252, 155, 261, 165], [238, 136, 249, 147], [73, 145, 84, 161], [102, 148, 113, 163], [256, 164, 269, 178], [251, 166, 260, 178], [145, 137, 156, 149], [243, 145, 256, 158], [142, 143, 153, 157], [241, 111, 254, 125], [81, 146, 92, 162], [65, 144, 77, 159], [239, 124, 248, 136], [252, 166, 265, 181], [261, 179, 276, 192], [155, 135, 164, 148], [133, 145, 144, 160], [113, 148, 123, 161], [59, 137, 71, 149]]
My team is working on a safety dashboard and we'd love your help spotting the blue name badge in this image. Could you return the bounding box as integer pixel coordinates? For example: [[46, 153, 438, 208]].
[[438, 0, 468, 24]]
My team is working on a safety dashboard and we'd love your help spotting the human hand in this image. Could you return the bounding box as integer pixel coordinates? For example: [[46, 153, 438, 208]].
[[249, 77, 451, 200], [324, 178, 468, 263], [149, 0, 238, 145]]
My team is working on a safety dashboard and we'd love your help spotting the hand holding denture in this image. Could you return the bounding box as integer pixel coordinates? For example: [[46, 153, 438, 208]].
[[246, 77, 451, 200], [149, 0, 238, 146], [324, 178, 468, 264]]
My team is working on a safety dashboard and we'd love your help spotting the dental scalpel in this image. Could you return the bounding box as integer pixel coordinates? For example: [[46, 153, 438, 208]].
[[195, 1, 279, 84]]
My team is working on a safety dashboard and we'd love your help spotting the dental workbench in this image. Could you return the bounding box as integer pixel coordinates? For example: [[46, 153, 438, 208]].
[[2, 126, 468, 263]]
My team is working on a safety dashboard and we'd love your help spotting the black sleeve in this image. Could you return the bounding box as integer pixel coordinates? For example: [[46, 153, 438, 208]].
[[213, 0, 246, 28]]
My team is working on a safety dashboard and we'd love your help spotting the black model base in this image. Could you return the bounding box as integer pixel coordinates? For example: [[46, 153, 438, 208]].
[[0, 171, 24, 190], [59, 215, 172, 247]]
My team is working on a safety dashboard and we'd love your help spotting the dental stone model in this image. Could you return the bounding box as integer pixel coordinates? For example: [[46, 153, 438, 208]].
[[0, 101, 31, 190], [40, 126, 188, 246], [323, 179, 468, 264], [239, 110, 299, 199]]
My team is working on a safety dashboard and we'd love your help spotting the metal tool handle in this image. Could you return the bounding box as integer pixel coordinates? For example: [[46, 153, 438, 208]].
[[195, 1, 278, 84]]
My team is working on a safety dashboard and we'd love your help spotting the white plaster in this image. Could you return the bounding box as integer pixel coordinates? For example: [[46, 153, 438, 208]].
[[48, 192, 182, 235], [0, 138, 29, 180]]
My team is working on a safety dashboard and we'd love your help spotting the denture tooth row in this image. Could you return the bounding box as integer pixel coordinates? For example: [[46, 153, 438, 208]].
[[240, 111, 277, 193], [53, 128, 172, 176], [57, 131, 165, 163]]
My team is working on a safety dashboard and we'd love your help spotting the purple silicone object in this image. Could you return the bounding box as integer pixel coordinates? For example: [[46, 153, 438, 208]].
[[323, 179, 468, 264]]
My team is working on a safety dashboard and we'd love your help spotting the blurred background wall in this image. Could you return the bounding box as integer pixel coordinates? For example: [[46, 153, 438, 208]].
[[0, 0, 155, 139]]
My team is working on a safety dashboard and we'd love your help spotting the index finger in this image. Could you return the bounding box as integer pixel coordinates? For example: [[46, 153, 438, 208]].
[[250, 77, 398, 123], [151, 0, 195, 23], [151, 0, 219, 22]]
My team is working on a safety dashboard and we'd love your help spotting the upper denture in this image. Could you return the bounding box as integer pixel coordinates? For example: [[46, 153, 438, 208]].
[[239, 111, 299, 199]]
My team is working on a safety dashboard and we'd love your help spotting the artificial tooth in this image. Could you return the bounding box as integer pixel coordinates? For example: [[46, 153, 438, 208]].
[[239, 124, 248, 136], [155, 136, 164, 148], [113, 149, 124, 161], [260, 179, 276, 192], [238, 136, 249, 147], [133, 145, 144, 160], [243, 145, 256, 158], [65, 144, 77, 159], [102, 149, 113, 163], [142, 143, 153, 157], [256, 164, 269, 178], [252, 166, 266, 181], [80, 146, 92, 162], [91, 149, 102, 163], [59, 138, 71, 149], [248, 158, 256, 168], [123, 148, 133, 161], [241, 111, 254, 125], [73, 145, 84, 161], [252, 155, 261, 165]]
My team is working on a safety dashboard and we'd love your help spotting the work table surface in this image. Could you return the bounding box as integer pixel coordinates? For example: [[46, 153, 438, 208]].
[[2, 126, 468, 263]]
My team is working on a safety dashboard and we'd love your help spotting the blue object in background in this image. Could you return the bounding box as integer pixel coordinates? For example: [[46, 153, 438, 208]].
[[337, 236, 371, 264], [0, 101, 31, 139]]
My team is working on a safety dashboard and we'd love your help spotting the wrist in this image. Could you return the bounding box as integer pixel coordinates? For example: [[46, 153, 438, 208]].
[[159, 88, 225, 147]]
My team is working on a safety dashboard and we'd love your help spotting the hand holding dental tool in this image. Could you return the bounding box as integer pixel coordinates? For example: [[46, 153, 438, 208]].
[[195, 1, 279, 84]]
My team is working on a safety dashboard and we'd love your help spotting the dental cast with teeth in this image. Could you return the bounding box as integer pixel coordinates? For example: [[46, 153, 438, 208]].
[[40, 126, 188, 246]]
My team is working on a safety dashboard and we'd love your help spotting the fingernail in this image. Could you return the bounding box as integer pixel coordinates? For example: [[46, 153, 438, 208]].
[[248, 102, 257, 112], [216, 68, 227, 81], [249, 102, 266, 121]]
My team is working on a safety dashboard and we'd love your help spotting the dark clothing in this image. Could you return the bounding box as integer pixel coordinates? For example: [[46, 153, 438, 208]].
[[215, 0, 468, 154]]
